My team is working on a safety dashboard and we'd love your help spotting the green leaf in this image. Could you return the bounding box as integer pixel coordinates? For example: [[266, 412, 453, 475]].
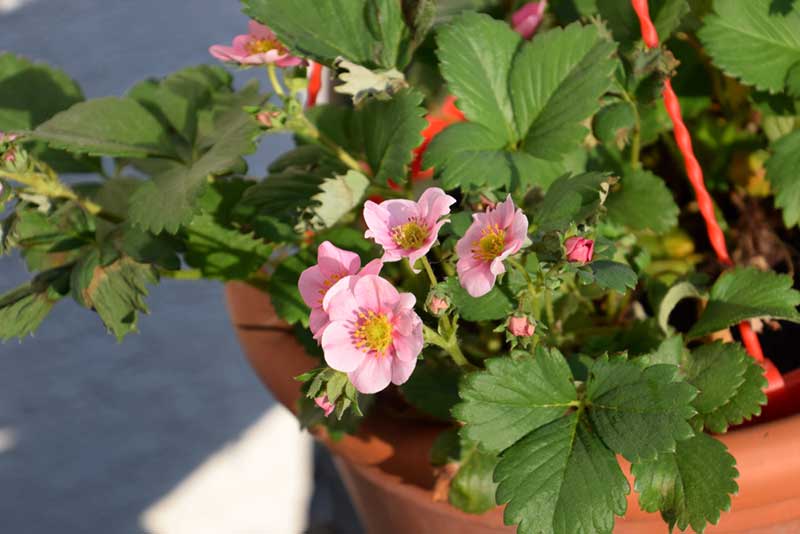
[[450, 440, 498, 514], [658, 280, 703, 334], [496, 413, 629, 534], [235, 170, 326, 226], [637, 335, 685, 368], [533, 172, 614, 232], [766, 129, 800, 228], [699, 0, 800, 93], [183, 214, 272, 280], [633, 433, 738, 533], [423, 122, 506, 188], [587, 356, 697, 462], [590, 260, 638, 294], [436, 12, 521, 142], [70, 251, 158, 340], [454, 347, 577, 452], [593, 101, 636, 147], [129, 101, 263, 234], [606, 170, 679, 233], [688, 267, 800, 338], [242, 0, 402, 68], [682, 342, 748, 416], [358, 89, 426, 185], [400, 362, 460, 421], [598, 0, 689, 47], [365, 0, 410, 68], [701, 354, 767, 433], [446, 276, 514, 322], [268, 250, 315, 327], [32, 97, 175, 158], [0, 271, 65, 341], [309, 170, 369, 228], [511, 23, 617, 160]]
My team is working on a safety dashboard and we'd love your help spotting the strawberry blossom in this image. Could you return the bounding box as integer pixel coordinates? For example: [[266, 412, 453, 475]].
[[363, 187, 456, 272], [298, 241, 381, 339], [508, 315, 536, 337], [456, 196, 529, 297], [512, 2, 547, 40], [321, 275, 423, 394], [565, 236, 594, 264], [209, 21, 304, 67]]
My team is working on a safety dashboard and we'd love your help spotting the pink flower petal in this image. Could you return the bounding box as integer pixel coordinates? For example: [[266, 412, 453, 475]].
[[393, 315, 423, 362], [457, 260, 497, 297], [209, 45, 240, 62], [417, 187, 456, 224], [512, 1, 547, 40], [248, 20, 274, 40], [352, 275, 399, 314], [359, 258, 383, 276], [390, 356, 418, 387], [321, 321, 365, 373], [348, 355, 393, 394], [309, 307, 329, 338], [323, 276, 360, 321], [317, 241, 360, 277], [298, 265, 325, 308]]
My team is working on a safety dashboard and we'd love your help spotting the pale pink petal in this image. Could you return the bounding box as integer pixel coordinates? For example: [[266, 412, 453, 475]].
[[381, 199, 419, 228], [489, 257, 507, 276], [416, 187, 456, 224], [315, 395, 335, 417], [276, 55, 305, 68], [209, 45, 241, 62], [489, 195, 516, 229], [317, 241, 361, 277], [298, 265, 325, 308], [397, 292, 416, 311], [393, 316, 423, 362], [353, 275, 399, 313], [248, 20, 274, 40], [321, 321, 365, 373], [323, 276, 360, 321], [390, 356, 418, 386], [232, 35, 253, 54], [349, 355, 393, 394], [457, 259, 497, 297], [359, 258, 383, 276], [309, 307, 329, 337], [512, 2, 547, 40], [363, 201, 393, 245]]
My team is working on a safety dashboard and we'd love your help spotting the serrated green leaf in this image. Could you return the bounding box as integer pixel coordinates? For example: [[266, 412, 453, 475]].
[[637, 335, 685, 368], [445, 276, 514, 322], [235, 170, 326, 226], [450, 440, 498, 514], [454, 347, 577, 452], [533, 172, 613, 232], [598, 0, 689, 47], [587, 356, 697, 462], [32, 97, 175, 158], [683, 342, 748, 416], [70, 251, 158, 340], [129, 101, 263, 234], [765, 129, 800, 228], [511, 23, 617, 160], [593, 101, 635, 147], [688, 267, 800, 338], [633, 433, 738, 533], [268, 250, 315, 327], [436, 12, 521, 142], [400, 362, 460, 421], [496, 413, 629, 534], [606, 170, 679, 233], [309, 170, 369, 229], [242, 0, 402, 68], [699, 0, 800, 93], [358, 89, 426, 185], [701, 355, 767, 433], [590, 260, 638, 294], [658, 280, 703, 334]]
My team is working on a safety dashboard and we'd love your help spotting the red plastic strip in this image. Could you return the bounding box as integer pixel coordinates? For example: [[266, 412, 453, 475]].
[[306, 61, 323, 108], [630, 1, 783, 392]]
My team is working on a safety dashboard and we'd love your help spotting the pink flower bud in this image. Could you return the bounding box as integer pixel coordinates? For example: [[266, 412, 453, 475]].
[[427, 294, 449, 316], [508, 315, 536, 337], [565, 236, 594, 264], [512, 1, 547, 40], [2, 147, 15, 163], [314, 395, 335, 417], [256, 111, 280, 128]]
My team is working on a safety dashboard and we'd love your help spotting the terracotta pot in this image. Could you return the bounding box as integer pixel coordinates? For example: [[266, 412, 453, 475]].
[[225, 281, 800, 534]]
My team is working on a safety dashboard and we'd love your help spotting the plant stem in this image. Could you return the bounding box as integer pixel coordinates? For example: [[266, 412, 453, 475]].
[[267, 64, 285, 97], [420, 256, 438, 287], [623, 91, 642, 169], [159, 268, 203, 280], [423, 323, 475, 370], [507, 256, 537, 298]]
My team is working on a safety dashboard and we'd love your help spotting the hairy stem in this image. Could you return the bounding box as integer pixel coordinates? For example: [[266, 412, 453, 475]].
[[267, 64, 286, 97]]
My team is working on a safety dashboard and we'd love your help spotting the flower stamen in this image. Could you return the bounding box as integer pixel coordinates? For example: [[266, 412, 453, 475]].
[[471, 224, 506, 261], [246, 37, 286, 55], [391, 218, 429, 250], [353, 310, 393, 356]]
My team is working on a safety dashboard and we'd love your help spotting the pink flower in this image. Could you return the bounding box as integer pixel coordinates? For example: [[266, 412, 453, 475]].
[[455, 196, 529, 297], [321, 274, 423, 394], [508, 315, 536, 337], [512, 2, 547, 40], [314, 395, 335, 417], [565, 236, 594, 264], [363, 187, 456, 272], [427, 294, 449, 316], [298, 242, 382, 339], [209, 21, 304, 67]]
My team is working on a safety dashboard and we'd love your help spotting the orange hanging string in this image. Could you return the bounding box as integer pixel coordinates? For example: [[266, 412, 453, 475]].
[[630, 0, 784, 393]]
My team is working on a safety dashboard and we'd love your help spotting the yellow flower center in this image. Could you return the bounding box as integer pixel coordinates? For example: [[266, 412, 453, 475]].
[[391, 218, 429, 250], [246, 37, 286, 55], [472, 224, 506, 261], [353, 311, 393, 355], [316, 272, 345, 305]]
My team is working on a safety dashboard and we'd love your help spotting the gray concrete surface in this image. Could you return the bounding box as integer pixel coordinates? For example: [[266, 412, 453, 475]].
[[0, 1, 360, 532]]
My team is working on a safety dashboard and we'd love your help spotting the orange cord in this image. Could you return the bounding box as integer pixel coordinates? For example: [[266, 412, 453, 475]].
[[630, 0, 784, 393]]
